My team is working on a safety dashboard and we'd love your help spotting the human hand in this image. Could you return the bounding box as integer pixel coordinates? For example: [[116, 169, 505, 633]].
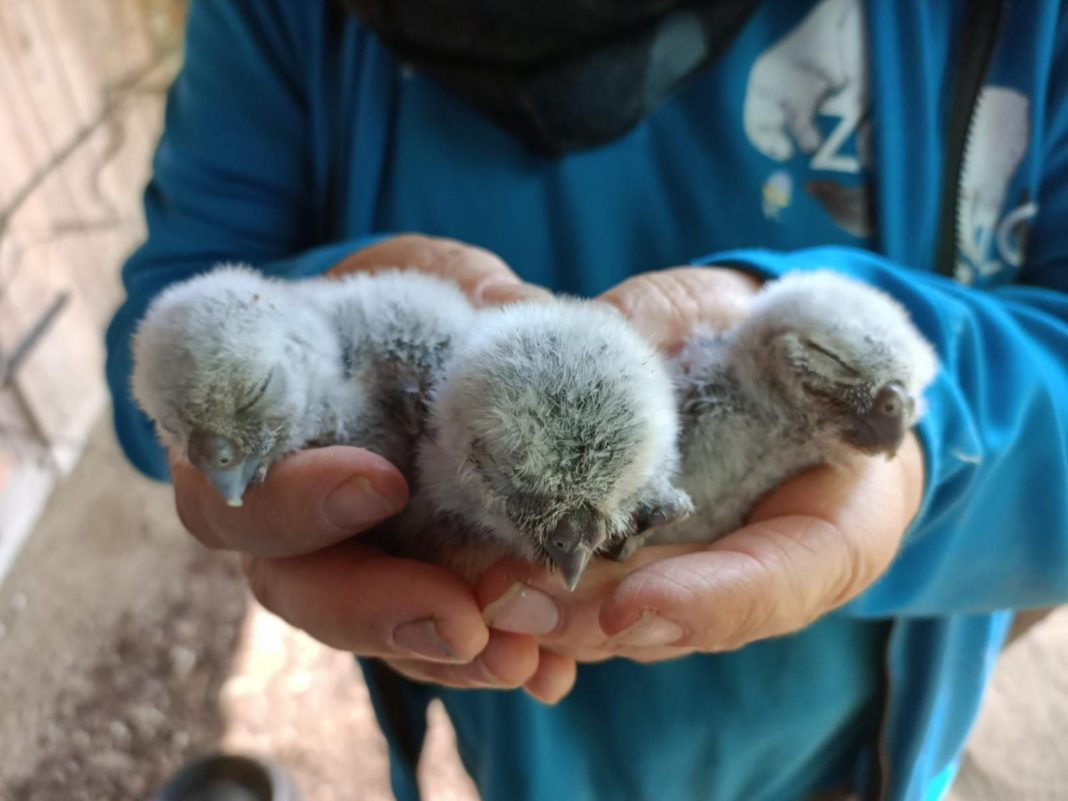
[[476, 267, 924, 666], [172, 235, 574, 703], [327, 233, 550, 305]]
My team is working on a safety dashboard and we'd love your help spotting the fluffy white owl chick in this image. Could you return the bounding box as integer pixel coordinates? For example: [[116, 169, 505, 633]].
[[655, 270, 938, 545], [416, 300, 693, 588], [131, 265, 349, 505], [131, 265, 476, 506]]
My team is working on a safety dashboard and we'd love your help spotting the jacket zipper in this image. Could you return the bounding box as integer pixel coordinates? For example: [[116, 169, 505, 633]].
[[871, 11, 1009, 798], [933, 0, 1007, 278]]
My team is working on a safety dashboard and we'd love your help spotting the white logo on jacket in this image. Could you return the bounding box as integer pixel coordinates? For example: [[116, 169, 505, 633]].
[[954, 87, 1036, 285], [742, 0, 1036, 280], [743, 0, 870, 236]]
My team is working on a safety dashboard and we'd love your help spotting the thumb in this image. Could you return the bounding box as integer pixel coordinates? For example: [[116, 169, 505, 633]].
[[599, 444, 918, 651], [600, 511, 857, 651]]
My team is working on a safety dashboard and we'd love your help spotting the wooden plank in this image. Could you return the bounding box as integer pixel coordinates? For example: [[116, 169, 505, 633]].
[[20, 0, 181, 328], [0, 41, 108, 456], [99, 0, 187, 132], [0, 1, 111, 272], [0, 220, 108, 459], [0, 0, 187, 584], [36, 0, 157, 177], [0, 386, 56, 585], [0, 0, 183, 439]]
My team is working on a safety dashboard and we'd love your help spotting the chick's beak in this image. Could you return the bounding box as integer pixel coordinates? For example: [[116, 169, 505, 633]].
[[545, 540, 594, 592], [205, 459, 262, 507], [545, 511, 606, 591], [188, 431, 260, 507], [848, 383, 915, 458]]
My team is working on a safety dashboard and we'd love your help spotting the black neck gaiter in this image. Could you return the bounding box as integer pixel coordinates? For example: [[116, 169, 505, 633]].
[[340, 1, 759, 155]]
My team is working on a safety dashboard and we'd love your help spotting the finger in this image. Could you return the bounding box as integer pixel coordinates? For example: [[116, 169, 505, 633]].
[[173, 446, 409, 557], [597, 268, 761, 352], [478, 545, 695, 648], [243, 541, 489, 662], [478, 558, 608, 645], [522, 650, 578, 704], [385, 630, 540, 689], [599, 447, 919, 651], [328, 234, 551, 307], [477, 560, 690, 665], [600, 516, 853, 651]]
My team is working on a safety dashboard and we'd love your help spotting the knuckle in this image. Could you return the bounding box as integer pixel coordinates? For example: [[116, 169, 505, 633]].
[[597, 291, 632, 323]]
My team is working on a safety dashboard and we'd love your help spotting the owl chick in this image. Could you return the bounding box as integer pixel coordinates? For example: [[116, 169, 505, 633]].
[[647, 270, 938, 549], [130, 265, 477, 506], [409, 300, 694, 588]]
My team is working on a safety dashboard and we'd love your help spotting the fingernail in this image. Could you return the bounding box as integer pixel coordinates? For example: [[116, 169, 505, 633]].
[[483, 583, 560, 635], [477, 281, 552, 306], [393, 619, 461, 662], [612, 611, 684, 647], [324, 476, 400, 529]]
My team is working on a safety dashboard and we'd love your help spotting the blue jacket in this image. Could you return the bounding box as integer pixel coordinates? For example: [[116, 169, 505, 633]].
[[105, 1, 1068, 799]]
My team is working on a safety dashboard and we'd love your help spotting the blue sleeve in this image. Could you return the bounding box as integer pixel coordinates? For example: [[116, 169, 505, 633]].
[[104, 0, 385, 481]]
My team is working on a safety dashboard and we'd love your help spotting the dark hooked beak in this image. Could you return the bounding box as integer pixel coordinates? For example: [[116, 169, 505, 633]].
[[545, 511, 606, 591], [188, 431, 260, 507], [847, 383, 915, 458], [545, 540, 594, 592]]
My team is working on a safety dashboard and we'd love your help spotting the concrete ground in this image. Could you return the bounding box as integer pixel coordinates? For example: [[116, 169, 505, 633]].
[[0, 413, 1064, 800]]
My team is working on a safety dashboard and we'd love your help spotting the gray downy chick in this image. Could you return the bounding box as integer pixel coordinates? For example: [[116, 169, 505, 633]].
[[412, 300, 694, 589], [650, 270, 938, 547], [300, 268, 479, 477], [131, 265, 477, 506]]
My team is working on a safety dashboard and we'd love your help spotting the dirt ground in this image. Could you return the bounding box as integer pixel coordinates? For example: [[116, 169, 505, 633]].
[[0, 414, 1065, 801], [0, 415, 475, 801]]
